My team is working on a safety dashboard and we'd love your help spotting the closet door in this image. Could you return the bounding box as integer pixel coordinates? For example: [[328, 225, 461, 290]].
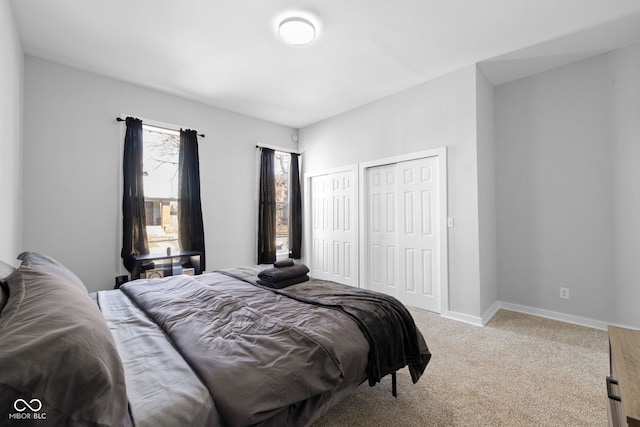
[[309, 169, 357, 286], [396, 156, 440, 313], [367, 164, 399, 297], [365, 156, 441, 313]]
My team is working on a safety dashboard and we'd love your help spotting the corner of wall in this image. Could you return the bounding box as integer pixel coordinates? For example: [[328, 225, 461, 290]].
[[475, 65, 498, 317], [0, 1, 24, 262]]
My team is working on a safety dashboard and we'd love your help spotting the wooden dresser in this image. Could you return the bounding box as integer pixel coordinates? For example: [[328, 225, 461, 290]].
[[608, 326, 640, 427]]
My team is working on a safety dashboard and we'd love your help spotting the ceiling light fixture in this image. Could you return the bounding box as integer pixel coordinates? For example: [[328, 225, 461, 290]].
[[278, 17, 316, 46]]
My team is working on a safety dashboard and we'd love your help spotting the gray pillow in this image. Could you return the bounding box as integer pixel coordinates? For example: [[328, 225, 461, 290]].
[[16, 251, 87, 292], [0, 252, 128, 426]]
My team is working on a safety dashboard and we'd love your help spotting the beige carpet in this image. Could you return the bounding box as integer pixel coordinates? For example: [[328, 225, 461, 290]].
[[313, 309, 609, 427]]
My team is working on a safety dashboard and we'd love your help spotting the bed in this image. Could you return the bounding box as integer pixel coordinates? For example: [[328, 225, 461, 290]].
[[0, 252, 431, 427]]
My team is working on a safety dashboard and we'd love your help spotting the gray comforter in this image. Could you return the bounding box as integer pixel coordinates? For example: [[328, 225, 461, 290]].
[[220, 268, 431, 386], [113, 270, 429, 427], [96, 289, 221, 427], [119, 272, 370, 426]]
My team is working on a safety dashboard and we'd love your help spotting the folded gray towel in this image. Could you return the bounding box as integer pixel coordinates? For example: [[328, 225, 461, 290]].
[[257, 275, 309, 289], [258, 264, 310, 283], [274, 259, 294, 268]]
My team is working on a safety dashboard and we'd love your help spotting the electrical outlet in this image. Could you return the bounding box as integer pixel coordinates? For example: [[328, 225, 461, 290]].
[[559, 287, 570, 300]]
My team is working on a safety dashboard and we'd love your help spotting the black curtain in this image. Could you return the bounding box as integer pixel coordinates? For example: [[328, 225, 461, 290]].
[[178, 129, 206, 271], [121, 117, 149, 273], [257, 148, 276, 264], [289, 153, 302, 259]]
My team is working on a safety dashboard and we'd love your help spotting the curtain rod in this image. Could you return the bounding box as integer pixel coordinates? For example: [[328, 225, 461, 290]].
[[256, 143, 298, 155], [116, 117, 204, 138]]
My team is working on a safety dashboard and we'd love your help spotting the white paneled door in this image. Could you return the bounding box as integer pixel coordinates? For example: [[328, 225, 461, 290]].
[[366, 156, 440, 313], [309, 169, 357, 286], [367, 163, 399, 296]]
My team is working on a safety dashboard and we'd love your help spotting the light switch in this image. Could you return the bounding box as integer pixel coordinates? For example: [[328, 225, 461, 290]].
[[447, 217, 454, 228]]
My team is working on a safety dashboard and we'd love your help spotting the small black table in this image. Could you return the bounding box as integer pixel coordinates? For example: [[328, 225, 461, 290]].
[[130, 250, 202, 281]]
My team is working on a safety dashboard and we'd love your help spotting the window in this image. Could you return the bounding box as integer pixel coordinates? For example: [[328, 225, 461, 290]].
[[142, 125, 180, 254], [257, 147, 300, 264], [122, 116, 205, 273], [274, 151, 291, 256]]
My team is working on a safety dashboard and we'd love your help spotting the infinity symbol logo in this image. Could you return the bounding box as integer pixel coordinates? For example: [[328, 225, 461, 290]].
[[14, 398, 43, 412]]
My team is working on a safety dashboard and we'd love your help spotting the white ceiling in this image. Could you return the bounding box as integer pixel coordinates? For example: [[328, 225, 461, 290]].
[[10, 0, 640, 128]]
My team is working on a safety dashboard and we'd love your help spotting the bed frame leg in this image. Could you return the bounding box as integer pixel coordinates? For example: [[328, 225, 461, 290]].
[[391, 372, 397, 397]]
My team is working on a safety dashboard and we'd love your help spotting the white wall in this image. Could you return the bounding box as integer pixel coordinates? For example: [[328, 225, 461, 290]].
[[496, 43, 640, 328], [17, 18, 637, 327], [476, 67, 498, 318], [0, 2, 23, 264], [23, 57, 296, 292], [300, 66, 486, 320]]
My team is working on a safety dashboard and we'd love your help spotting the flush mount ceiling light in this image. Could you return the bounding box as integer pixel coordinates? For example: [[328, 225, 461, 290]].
[[278, 17, 316, 46]]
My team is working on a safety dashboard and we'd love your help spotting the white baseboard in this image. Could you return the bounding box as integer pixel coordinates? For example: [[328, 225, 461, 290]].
[[442, 301, 610, 331], [496, 301, 608, 330], [481, 300, 500, 325], [441, 301, 500, 327], [441, 310, 484, 327]]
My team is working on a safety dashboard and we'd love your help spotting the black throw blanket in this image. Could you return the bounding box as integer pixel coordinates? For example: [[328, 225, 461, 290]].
[[219, 269, 431, 386]]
